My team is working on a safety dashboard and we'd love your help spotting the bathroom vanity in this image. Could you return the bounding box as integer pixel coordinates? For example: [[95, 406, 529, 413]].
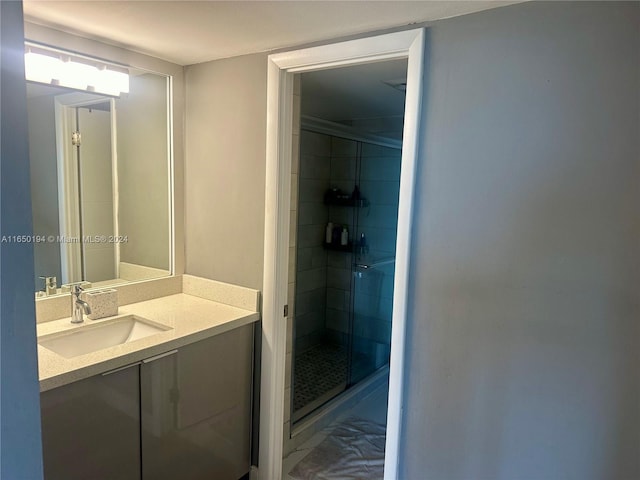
[[23, 22, 259, 480], [37, 284, 260, 480]]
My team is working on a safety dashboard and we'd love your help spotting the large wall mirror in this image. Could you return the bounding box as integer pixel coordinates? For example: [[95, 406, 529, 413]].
[[25, 42, 173, 295]]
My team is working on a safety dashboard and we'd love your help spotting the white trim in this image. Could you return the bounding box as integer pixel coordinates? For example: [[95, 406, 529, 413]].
[[110, 98, 120, 278], [259, 58, 293, 480], [384, 29, 425, 480], [166, 74, 176, 276], [260, 29, 425, 480], [54, 99, 81, 283], [271, 30, 424, 73]]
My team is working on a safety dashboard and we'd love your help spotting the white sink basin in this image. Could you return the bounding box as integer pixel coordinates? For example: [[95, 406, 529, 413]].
[[39, 315, 171, 358]]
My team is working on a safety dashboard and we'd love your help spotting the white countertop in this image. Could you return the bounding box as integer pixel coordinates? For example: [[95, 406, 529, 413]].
[[37, 293, 260, 392]]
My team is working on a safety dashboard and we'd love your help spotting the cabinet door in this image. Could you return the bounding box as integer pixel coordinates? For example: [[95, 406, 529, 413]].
[[141, 324, 254, 480], [40, 364, 141, 480]]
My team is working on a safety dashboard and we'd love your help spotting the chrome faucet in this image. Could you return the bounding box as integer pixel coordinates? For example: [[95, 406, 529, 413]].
[[71, 285, 91, 324]]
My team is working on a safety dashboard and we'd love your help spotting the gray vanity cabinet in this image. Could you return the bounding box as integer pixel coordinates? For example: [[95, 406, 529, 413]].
[[140, 323, 254, 480], [40, 363, 141, 480], [40, 323, 254, 480]]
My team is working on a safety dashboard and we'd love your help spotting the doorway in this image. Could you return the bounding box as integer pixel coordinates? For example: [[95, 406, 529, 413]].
[[260, 29, 425, 480], [53, 92, 118, 285], [73, 102, 117, 283], [290, 58, 407, 431]]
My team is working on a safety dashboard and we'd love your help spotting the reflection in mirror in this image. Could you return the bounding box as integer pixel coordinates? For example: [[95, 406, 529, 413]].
[[26, 50, 172, 296]]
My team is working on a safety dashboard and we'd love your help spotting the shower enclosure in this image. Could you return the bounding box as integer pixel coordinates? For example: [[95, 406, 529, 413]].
[[291, 122, 401, 423]]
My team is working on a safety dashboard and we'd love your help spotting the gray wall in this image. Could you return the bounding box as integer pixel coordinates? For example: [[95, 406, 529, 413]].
[[184, 53, 267, 290], [117, 73, 170, 270], [181, 2, 639, 477], [401, 2, 640, 479], [27, 94, 62, 288], [0, 1, 44, 477]]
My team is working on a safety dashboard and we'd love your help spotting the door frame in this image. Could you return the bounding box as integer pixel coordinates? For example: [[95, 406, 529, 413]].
[[54, 92, 118, 283], [260, 28, 425, 480]]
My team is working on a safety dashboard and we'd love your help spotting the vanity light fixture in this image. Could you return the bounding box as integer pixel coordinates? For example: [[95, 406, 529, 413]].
[[24, 43, 129, 97], [24, 49, 61, 84]]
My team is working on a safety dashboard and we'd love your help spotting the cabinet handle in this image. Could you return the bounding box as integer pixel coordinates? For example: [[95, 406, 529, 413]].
[[143, 349, 178, 363], [102, 362, 141, 376]]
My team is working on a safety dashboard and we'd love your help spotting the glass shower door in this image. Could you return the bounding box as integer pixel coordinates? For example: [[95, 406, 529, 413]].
[[348, 141, 401, 386], [291, 131, 401, 423], [349, 261, 394, 385]]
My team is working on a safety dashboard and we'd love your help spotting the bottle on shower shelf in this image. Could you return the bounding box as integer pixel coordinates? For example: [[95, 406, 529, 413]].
[[325, 222, 334, 244], [340, 226, 349, 246]]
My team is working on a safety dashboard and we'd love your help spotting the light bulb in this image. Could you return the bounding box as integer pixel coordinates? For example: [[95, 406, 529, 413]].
[[24, 51, 63, 84], [59, 60, 99, 91]]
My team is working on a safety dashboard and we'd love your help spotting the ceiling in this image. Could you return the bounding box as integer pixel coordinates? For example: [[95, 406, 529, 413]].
[[23, 1, 516, 66], [301, 58, 408, 139], [23, 1, 516, 141]]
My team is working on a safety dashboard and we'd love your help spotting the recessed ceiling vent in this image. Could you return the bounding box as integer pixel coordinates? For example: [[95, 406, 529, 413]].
[[383, 78, 407, 92]]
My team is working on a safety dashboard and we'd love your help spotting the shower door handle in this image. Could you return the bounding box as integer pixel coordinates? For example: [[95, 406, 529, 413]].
[[355, 258, 395, 270]]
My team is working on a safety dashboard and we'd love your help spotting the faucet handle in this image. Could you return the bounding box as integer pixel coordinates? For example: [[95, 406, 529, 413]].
[[69, 284, 90, 324], [70, 283, 85, 298], [39, 275, 55, 286]]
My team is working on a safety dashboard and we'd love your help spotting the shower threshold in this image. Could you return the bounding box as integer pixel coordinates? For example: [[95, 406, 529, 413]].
[[291, 365, 389, 438], [292, 382, 346, 423]]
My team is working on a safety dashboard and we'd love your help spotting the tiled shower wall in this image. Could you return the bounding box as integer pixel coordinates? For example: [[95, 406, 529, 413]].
[[295, 131, 331, 351], [324, 137, 358, 345]]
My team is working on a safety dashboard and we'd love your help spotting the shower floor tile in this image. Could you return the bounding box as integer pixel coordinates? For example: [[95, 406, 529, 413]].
[[293, 343, 348, 415]]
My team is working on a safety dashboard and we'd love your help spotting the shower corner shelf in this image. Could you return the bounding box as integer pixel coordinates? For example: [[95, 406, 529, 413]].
[[323, 242, 353, 252]]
